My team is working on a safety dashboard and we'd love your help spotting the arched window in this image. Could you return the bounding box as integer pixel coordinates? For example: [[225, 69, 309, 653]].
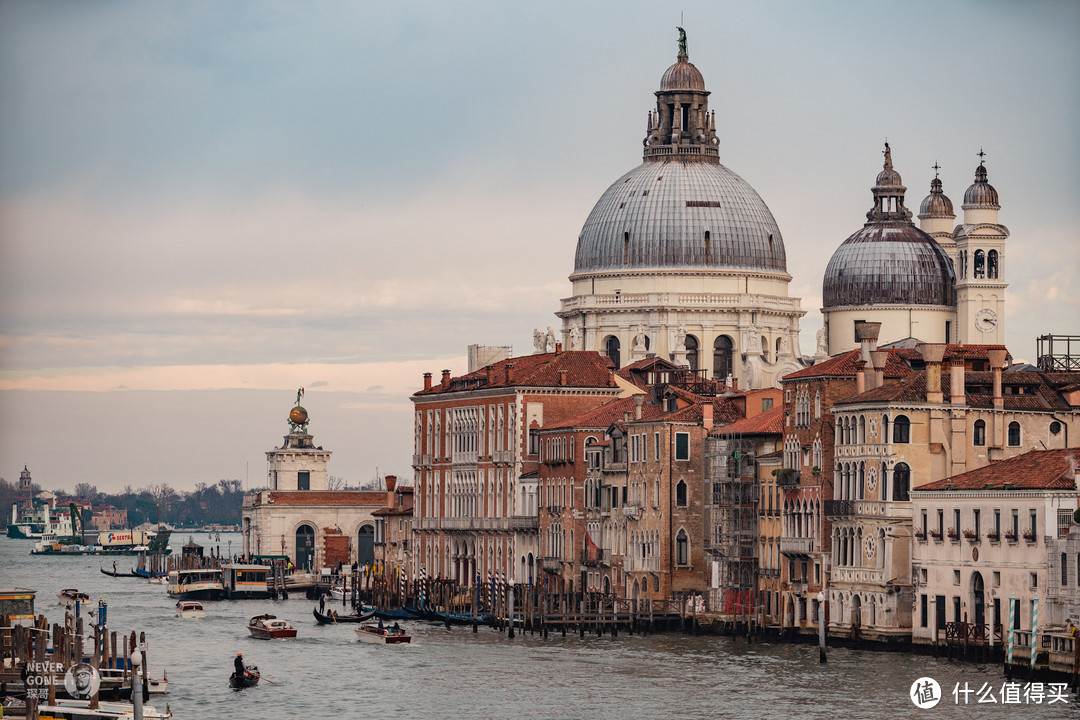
[[893, 415, 910, 444], [974, 249, 985, 278], [685, 335, 699, 371], [892, 463, 910, 502], [881, 415, 890, 444], [605, 336, 621, 370], [675, 480, 688, 507], [713, 335, 734, 380], [987, 250, 999, 279], [676, 529, 689, 566], [973, 420, 986, 447], [1008, 422, 1021, 447]]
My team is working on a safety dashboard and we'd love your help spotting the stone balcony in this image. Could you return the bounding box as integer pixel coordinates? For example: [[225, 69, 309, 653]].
[[832, 566, 885, 586], [625, 556, 660, 572], [622, 504, 643, 520], [780, 537, 815, 557], [541, 556, 563, 573]]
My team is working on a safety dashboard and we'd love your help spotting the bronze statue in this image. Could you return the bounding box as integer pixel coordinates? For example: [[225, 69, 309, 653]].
[[677, 27, 687, 57]]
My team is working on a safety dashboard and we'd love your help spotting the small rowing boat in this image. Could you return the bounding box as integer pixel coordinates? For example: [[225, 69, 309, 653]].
[[229, 663, 260, 689]]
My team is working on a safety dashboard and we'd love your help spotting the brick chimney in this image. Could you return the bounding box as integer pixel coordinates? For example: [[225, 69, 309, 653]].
[[385, 474, 397, 491], [920, 343, 947, 403], [441, 369, 451, 389], [633, 393, 644, 420], [423, 372, 432, 391], [869, 349, 889, 390], [854, 320, 882, 366], [505, 363, 515, 384], [949, 356, 966, 405], [988, 348, 1008, 409], [702, 402, 713, 431], [555, 343, 562, 353], [559, 369, 568, 386], [486, 365, 495, 385], [854, 360, 867, 394]]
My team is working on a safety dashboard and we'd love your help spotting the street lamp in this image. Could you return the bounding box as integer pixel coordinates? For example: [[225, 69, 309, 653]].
[[131, 649, 144, 719]]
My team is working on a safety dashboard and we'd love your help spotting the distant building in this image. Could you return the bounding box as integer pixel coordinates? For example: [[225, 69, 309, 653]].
[[88, 505, 128, 531], [242, 392, 384, 570], [373, 476, 414, 579]]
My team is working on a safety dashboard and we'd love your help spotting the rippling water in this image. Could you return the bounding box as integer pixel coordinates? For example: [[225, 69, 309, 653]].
[[2, 535, 1075, 719]]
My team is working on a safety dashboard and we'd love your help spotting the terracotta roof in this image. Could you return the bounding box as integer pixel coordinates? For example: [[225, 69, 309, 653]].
[[837, 369, 1075, 410], [542, 396, 664, 431], [372, 506, 414, 516], [712, 406, 784, 436], [914, 449, 1080, 492], [414, 351, 615, 395], [783, 349, 915, 381], [262, 491, 386, 506]]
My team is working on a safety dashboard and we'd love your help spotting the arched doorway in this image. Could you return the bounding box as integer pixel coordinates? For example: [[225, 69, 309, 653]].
[[605, 336, 621, 370], [357, 524, 374, 566], [851, 594, 862, 630], [713, 335, 733, 380], [603, 576, 611, 595], [972, 572, 985, 629], [295, 524, 316, 571]]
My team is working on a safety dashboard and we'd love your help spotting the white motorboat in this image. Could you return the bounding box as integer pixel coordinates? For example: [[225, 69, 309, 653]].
[[355, 622, 411, 645], [58, 588, 90, 610], [175, 600, 206, 619]]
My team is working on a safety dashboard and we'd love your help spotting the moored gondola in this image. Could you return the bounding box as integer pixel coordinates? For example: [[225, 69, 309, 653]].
[[99, 566, 141, 578]]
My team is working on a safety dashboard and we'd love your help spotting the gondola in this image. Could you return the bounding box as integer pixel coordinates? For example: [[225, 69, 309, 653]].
[[312, 607, 376, 624], [133, 567, 168, 579], [229, 664, 260, 689], [405, 605, 490, 625], [100, 566, 141, 578]]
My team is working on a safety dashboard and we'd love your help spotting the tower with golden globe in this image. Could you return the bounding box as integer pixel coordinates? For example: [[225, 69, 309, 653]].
[[266, 388, 330, 492]]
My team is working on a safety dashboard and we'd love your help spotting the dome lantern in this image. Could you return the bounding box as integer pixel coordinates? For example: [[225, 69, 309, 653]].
[[643, 28, 718, 162]]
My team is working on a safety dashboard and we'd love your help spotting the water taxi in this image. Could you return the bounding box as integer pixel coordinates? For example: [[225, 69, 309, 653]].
[[247, 613, 297, 639], [175, 600, 206, 618], [355, 622, 411, 645], [58, 589, 90, 610]]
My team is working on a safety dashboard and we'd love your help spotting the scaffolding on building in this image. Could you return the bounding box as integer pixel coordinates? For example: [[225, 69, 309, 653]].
[[704, 435, 758, 620], [1037, 334, 1080, 373]]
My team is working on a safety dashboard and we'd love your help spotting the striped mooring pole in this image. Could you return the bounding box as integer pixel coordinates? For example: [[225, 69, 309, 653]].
[[1007, 594, 1015, 675], [1030, 596, 1039, 671]]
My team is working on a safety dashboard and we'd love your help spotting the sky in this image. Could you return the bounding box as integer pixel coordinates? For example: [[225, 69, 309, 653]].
[[1, 0, 1078, 494]]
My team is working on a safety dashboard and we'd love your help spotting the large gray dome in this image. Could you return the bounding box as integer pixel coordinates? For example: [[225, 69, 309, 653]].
[[573, 159, 787, 274]]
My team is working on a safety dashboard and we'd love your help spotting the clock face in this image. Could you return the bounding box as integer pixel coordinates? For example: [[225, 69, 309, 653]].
[[975, 308, 998, 333]]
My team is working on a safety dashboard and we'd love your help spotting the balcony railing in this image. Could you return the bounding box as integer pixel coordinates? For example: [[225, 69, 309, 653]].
[[622, 503, 643, 520], [824, 500, 854, 518], [541, 556, 563, 573], [509, 516, 539, 531], [775, 470, 801, 488], [581, 548, 611, 566], [625, 556, 660, 572], [780, 537, 814, 557]]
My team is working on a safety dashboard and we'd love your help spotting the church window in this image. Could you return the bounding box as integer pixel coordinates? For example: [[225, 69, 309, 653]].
[[704, 231, 711, 264], [973, 420, 986, 446], [974, 250, 986, 279], [605, 335, 621, 370], [685, 335, 699, 371], [988, 250, 999, 279], [713, 335, 734, 381]]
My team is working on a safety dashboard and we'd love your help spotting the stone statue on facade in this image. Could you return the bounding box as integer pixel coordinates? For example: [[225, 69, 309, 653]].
[[778, 334, 791, 357], [632, 324, 648, 352], [816, 327, 828, 356], [743, 323, 761, 355], [545, 326, 558, 352], [568, 324, 583, 351], [674, 323, 687, 352], [533, 328, 546, 353]]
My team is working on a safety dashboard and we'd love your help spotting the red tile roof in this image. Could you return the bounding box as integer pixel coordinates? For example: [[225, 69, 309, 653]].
[[712, 406, 785, 436], [915, 449, 1080, 491], [414, 351, 615, 395], [837, 369, 1075, 410], [783, 349, 915, 381], [541, 396, 664, 431]]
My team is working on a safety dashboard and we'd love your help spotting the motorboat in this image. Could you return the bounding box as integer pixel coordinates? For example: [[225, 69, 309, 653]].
[[355, 622, 411, 645], [175, 600, 206, 619], [247, 613, 297, 639], [166, 568, 225, 601], [328, 584, 352, 601], [58, 589, 90, 610]]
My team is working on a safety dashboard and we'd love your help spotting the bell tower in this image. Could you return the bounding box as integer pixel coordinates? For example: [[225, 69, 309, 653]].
[[954, 152, 1008, 344]]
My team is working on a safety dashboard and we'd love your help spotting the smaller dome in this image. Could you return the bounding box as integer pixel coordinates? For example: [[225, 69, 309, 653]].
[[919, 177, 955, 219], [875, 167, 903, 189], [963, 163, 1000, 209], [660, 60, 706, 91]]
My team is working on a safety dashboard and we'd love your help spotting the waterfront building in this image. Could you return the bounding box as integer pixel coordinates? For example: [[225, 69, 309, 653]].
[[822, 146, 1009, 355], [555, 31, 807, 388], [242, 393, 384, 570], [910, 449, 1080, 651], [88, 505, 128, 532], [411, 350, 624, 586], [777, 322, 914, 632], [373, 475, 415, 580], [704, 406, 784, 624]]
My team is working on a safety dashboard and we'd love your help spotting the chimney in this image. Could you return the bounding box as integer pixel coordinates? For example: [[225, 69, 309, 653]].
[[441, 369, 451, 389], [702, 402, 714, 431], [988, 348, 1008, 409], [486, 365, 495, 385], [505, 363, 515, 384], [385, 475, 397, 492], [869, 349, 889, 390], [633, 393, 644, 420], [949, 357, 966, 405], [556, 343, 563, 353], [559, 369, 568, 387], [731, 378, 738, 390], [855, 320, 881, 366], [854, 360, 867, 394], [920, 343, 947, 403], [423, 372, 432, 391], [608, 371, 616, 387]]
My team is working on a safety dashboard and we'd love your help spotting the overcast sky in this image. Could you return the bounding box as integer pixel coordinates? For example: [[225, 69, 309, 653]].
[[1, 0, 1078, 494]]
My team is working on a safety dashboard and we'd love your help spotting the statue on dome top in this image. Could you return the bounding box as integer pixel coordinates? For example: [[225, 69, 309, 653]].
[[676, 27, 687, 58]]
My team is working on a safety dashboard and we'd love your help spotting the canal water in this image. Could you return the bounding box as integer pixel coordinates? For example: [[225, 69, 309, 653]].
[[1, 535, 1075, 719]]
